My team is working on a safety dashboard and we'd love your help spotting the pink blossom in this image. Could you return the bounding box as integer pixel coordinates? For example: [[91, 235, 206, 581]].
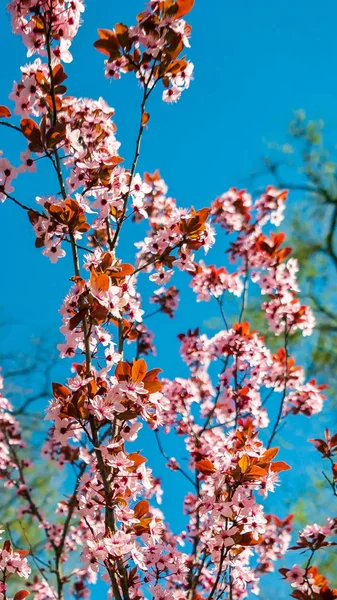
[[285, 565, 306, 587]]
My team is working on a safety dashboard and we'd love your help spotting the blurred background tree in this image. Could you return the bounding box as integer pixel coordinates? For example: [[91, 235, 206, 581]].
[[0, 323, 61, 582]]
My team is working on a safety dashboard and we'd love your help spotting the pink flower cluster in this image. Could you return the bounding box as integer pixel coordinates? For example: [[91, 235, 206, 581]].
[[96, 1, 194, 104], [0, 528, 30, 600], [208, 184, 316, 337], [191, 261, 243, 301], [8, 0, 84, 62]]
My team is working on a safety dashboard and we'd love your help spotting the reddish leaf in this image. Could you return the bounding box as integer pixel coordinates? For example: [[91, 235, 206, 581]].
[[290, 592, 307, 600], [115, 409, 139, 420], [95, 273, 110, 293], [270, 461, 291, 473], [104, 155, 124, 167], [248, 465, 268, 478], [115, 23, 129, 36], [52, 64, 68, 86], [14, 592, 30, 600], [238, 455, 250, 473], [0, 105, 11, 118], [115, 361, 131, 381], [100, 252, 113, 270], [94, 31, 120, 58], [273, 232, 286, 246], [35, 236, 45, 249], [97, 28, 114, 39], [46, 123, 66, 149], [69, 308, 88, 331], [20, 118, 43, 152], [144, 368, 162, 381], [167, 59, 188, 75], [309, 437, 329, 455], [35, 71, 47, 87], [132, 516, 152, 535], [162, 76, 170, 89], [175, 0, 195, 18], [238, 533, 264, 546], [28, 209, 40, 226], [54, 85, 67, 95], [128, 453, 147, 468], [48, 204, 63, 220], [20, 118, 41, 142], [93, 39, 116, 57], [131, 359, 147, 381], [260, 447, 279, 463], [111, 318, 134, 340], [112, 263, 135, 278], [279, 568, 289, 577], [195, 459, 216, 475], [141, 112, 150, 127], [143, 380, 162, 394], [134, 500, 150, 519], [115, 23, 131, 49], [332, 463, 337, 481], [52, 383, 71, 400], [46, 95, 62, 112]]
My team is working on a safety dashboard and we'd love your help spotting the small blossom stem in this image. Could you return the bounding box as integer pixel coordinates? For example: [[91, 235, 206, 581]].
[[154, 430, 196, 487], [238, 252, 249, 323], [267, 325, 289, 448], [110, 68, 156, 250], [208, 545, 228, 600], [0, 121, 23, 133]]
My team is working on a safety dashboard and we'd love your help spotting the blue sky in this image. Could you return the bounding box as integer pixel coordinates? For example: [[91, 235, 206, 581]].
[[1, 0, 336, 597]]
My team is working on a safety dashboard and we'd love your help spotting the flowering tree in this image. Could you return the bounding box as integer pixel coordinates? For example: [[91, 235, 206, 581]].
[[0, 1, 336, 600]]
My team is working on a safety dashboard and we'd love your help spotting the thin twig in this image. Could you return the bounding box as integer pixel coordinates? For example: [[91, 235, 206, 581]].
[[267, 326, 289, 448]]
